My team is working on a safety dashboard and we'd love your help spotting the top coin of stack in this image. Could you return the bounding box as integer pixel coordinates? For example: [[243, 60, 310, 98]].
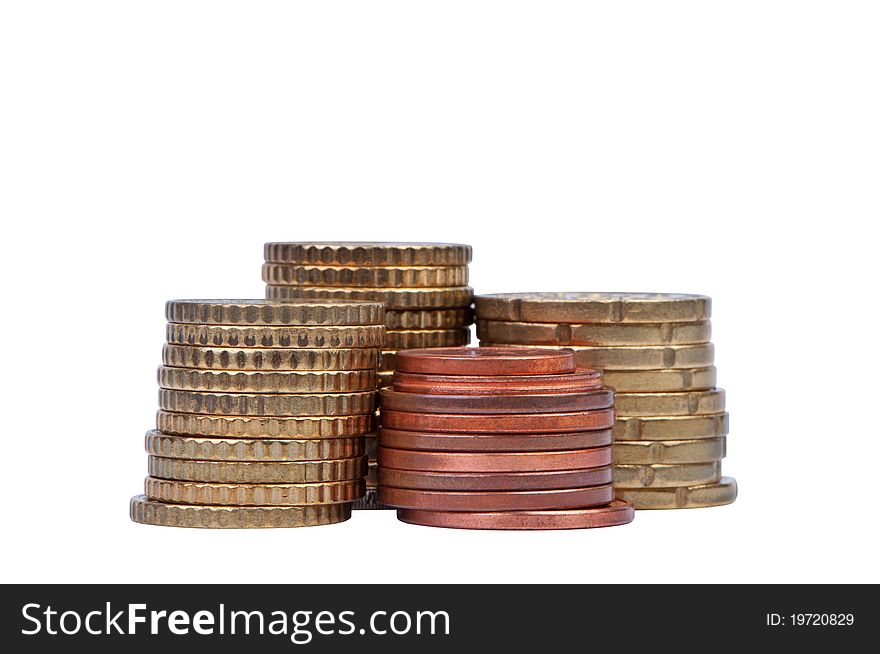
[[475, 292, 736, 510]]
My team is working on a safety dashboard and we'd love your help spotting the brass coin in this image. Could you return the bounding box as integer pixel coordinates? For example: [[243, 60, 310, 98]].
[[157, 367, 377, 394], [476, 320, 711, 346], [144, 477, 366, 505], [166, 299, 383, 326], [614, 389, 726, 417], [264, 242, 473, 267], [266, 285, 474, 309], [162, 344, 380, 371], [479, 343, 715, 370], [263, 264, 469, 288], [385, 308, 473, 330], [612, 461, 722, 488], [475, 293, 711, 323], [384, 328, 471, 349], [147, 455, 368, 483], [602, 367, 717, 392], [166, 323, 385, 349], [156, 411, 373, 439], [145, 431, 365, 461], [612, 438, 726, 464], [613, 413, 730, 441], [130, 495, 352, 528], [615, 477, 738, 510], [158, 389, 375, 417]]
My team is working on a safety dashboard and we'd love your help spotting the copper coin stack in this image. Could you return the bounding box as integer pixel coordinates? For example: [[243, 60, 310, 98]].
[[263, 242, 475, 510], [476, 292, 737, 510], [129, 299, 384, 528], [376, 347, 635, 530]]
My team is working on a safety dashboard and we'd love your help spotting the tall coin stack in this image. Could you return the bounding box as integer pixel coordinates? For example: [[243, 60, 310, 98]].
[[475, 293, 737, 510], [376, 348, 635, 530], [129, 299, 384, 528], [263, 242, 475, 509]]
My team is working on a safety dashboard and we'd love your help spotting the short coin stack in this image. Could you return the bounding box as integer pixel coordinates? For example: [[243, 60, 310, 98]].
[[263, 242, 475, 509], [129, 299, 384, 528], [475, 292, 736, 510], [377, 347, 635, 529]]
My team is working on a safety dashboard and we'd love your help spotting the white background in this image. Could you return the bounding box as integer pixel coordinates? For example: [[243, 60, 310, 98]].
[[1, 1, 878, 584]]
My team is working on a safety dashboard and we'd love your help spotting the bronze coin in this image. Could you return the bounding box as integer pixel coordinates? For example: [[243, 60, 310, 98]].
[[378, 484, 613, 511], [377, 446, 611, 472], [392, 369, 603, 395], [379, 387, 614, 414], [378, 427, 613, 452], [380, 408, 615, 433], [378, 466, 612, 491], [396, 500, 635, 530], [393, 347, 576, 376]]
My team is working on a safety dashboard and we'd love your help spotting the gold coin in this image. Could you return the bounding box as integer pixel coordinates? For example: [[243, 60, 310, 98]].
[[476, 320, 711, 346], [145, 431, 365, 461], [615, 477, 737, 510], [156, 411, 372, 439], [613, 461, 722, 488], [144, 477, 365, 505], [479, 343, 715, 370], [364, 432, 377, 460], [262, 264, 469, 288], [162, 344, 380, 371], [148, 455, 368, 483], [602, 367, 717, 392], [384, 328, 471, 349], [130, 495, 351, 528], [475, 293, 711, 323], [157, 367, 377, 393], [158, 389, 376, 417], [612, 437, 726, 464], [614, 389, 726, 417], [266, 285, 474, 309], [613, 413, 730, 440], [385, 308, 473, 330], [166, 323, 385, 349], [166, 299, 383, 326], [264, 242, 473, 267]]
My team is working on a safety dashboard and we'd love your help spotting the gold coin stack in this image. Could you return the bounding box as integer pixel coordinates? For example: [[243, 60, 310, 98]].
[[264, 242, 474, 509], [129, 299, 385, 528], [475, 292, 737, 510]]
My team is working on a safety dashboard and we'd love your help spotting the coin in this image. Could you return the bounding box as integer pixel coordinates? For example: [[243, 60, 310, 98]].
[[612, 438, 726, 464], [478, 343, 715, 370], [614, 389, 726, 417], [144, 477, 366, 505], [162, 344, 380, 371], [394, 347, 576, 376], [475, 293, 711, 323], [156, 411, 372, 439], [147, 455, 368, 483], [350, 488, 391, 511], [378, 484, 613, 511], [158, 389, 375, 416], [145, 431, 365, 461], [264, 242, 473, 267], [130, 495, 352, 528], [612, 461, 722, 488], [476, 320, 711, 346], [396, 500, 634, 530], [157, 367, 377, 393], [263, 264, 469, 288], [385, 308, 473, 330], [378, 427, 613, 452], [380, 408, 615, 433], [613, 413, 729, 440], [166, 299, 383, 326], [391, 370, 603, 395], [379, 466, 612, 491], [615, 477, 737, 509], [166, 323, 385, 349], [377, 446, 611, 472], [267, 285, 474, 309], [602, 367, 717, 392], [379, 387, 614, 414], [384, 328, 471, 349]]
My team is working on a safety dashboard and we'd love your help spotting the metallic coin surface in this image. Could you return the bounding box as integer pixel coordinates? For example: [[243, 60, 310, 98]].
[[615, 477, 738, 509], [158, 389, 375, 416], [350, 488, 392, 511], [476, 320, 711, 346], [394, 347, 576, 375], [166, 323, 386, 349], [263, 263, 469, 288], [145, 431, 365, 461], [479, 343, 715, 370], [612, 461, 722, 488], [130, 495, 351, 528], [155, 411, 373, 439], [379, 484, 613, 511], [144, 477, 366, 505], [612, 437, 727, 464], [613, 413, 729, 440], [379, 466, 613, 491], [379, 387, 614, 414], [267, 285, 474, 309], [475, 293, 711, 323], [384, 328, 472, 349], [378, 427, 613, 452], [601, 367, 717, 392], [377, 446, 611, 472], [397, 500, 634, 530], [380, 408, 615, 433], [264, 242, 473, 267], [162, 344, 380, 371], [614, 389, 726, 417], [147, 455, 368, 483], [392, 369, 603, 395], [385, 308, 473, 330], [157, 367, 377, 393], [166, 299, 383, 326]]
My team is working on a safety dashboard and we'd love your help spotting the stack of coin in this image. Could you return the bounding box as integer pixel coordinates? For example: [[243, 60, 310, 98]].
[[129, 299, 384, 528], [376, 347, 635, 530], [263, 242, 474, 508], [475, 292, 737, 510]]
